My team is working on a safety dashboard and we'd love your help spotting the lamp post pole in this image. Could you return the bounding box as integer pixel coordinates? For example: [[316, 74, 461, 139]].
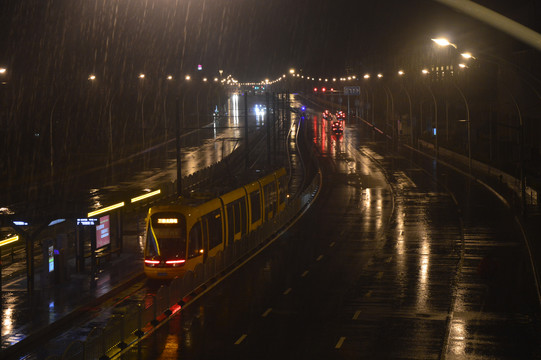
[[420, 76, 438, 159], [175, 97, 182, 196], [448, 81, 471, 173]]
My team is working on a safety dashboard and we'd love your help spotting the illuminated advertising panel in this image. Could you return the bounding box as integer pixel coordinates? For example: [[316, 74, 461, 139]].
[[48, 245, 54, 273], [96, 215, 111, 249]]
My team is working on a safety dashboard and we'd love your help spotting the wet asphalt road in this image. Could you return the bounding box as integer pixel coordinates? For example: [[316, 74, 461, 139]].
[[127, 108, 541, 359]]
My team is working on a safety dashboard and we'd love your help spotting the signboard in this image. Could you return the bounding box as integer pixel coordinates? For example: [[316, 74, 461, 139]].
[[343, 86, 360, 95], [95, 215, 110, 249]]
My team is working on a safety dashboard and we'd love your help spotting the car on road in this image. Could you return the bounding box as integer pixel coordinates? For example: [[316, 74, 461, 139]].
[[336, 110, 346, 121], [322, 109, 331, 120], [331, 120, 343, 134]]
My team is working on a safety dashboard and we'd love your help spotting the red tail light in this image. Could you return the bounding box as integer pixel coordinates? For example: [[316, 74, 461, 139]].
[[165, 259, 186, 265], [145, 259, 160, 265]]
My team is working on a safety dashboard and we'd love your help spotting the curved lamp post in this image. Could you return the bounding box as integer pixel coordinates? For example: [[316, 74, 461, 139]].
[[398, 70, 413, 147], [421, 69, 438, 159], [448, 81, 471, 173]]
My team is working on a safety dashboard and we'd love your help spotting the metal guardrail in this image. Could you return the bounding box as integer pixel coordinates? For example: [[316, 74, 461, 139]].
[[46, 168, 321, 360]]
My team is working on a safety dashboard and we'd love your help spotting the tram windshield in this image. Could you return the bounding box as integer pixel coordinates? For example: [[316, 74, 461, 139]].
[[148, 213, 187, 259]]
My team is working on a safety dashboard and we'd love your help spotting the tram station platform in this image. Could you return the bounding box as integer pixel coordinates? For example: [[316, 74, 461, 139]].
[[0, 227, 145, 359]]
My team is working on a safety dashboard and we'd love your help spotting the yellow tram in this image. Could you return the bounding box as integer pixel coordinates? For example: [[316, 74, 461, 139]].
[[144, 168, 288, 279]]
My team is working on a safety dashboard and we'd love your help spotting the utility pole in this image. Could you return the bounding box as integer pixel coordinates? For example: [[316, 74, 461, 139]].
[[175, 98, 182, 196], [266, 92, 271, 166], [244, 93, 249, 170]]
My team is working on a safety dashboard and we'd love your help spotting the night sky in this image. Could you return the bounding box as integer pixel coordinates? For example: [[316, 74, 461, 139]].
[[1, 0, 540, 82]]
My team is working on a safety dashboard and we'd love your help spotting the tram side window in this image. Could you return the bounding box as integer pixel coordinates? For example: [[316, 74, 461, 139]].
[[239, 198, 247, 234], [234, 200, 241, 233], [278, 175, 286, 205], [227, 203, 235, 243], [206, 209, 223, 250], [250, 190, 261, 223], [264, 183, 276, 219], [188, 222, 203, 259]]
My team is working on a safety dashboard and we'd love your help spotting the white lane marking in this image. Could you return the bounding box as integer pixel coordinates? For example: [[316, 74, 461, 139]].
[[262, 308, 272, 317], [335, 337, 346, 349], [329, 242, 335, 247], [283, 288, 292, 295], [316, 255, 323, 261], [235, 334, 247, 345], [352, 310, 361, 320], [301, 270, 309, 277]]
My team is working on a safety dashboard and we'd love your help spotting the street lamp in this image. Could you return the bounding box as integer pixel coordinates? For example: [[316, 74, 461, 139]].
[[431, 37, 457, 48], [461, 52, 476, 60]]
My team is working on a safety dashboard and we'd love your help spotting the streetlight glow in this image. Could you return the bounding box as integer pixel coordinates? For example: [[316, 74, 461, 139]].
[[167, 75, 173, 80], [377, 73, 383, 78], [422, 69, 429, 74], [185, 75, 191, 80], [398, 70, 405, 76], [461, 52, 476, 59], [432, 37, 457, 48], [88, 74, 96, 80], [0, 68, 6, 74], [289, 68, 295, 74], [139, 73, 145, 79], [364, 74, 370, 79]]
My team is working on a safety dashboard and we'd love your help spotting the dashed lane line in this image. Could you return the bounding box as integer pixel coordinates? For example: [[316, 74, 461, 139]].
[[235, 334, 247, 345], [283, 288, 292, 295], [335, 337, 346, 349]]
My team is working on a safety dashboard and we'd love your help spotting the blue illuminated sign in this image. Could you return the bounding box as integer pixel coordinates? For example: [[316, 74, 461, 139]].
[[77, 218, 98, 226]]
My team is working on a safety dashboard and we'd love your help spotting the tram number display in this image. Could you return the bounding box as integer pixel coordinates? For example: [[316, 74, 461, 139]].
[[157, 218, 178, 224]]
